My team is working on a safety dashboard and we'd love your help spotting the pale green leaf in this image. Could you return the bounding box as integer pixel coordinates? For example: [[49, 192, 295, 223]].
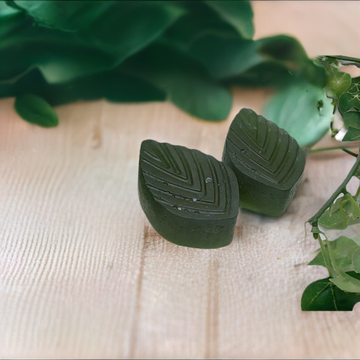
[[263, 81, 333, 148]]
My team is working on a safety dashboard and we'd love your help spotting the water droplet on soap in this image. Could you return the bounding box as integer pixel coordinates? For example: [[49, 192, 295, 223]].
[[206, 177, 212, 183]]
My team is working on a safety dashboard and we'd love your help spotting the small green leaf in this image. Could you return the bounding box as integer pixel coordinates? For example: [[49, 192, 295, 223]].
[[319, 195, 360, 229], [14, 94, 59, 127], [352, 248, 360, 273], [343, 111, 360, 129], [263, 81, 333, 148], [301, 272, 360, 311], [121, 43, 232, 121], [325, 70, 351, 99], [205, 1, 254, 39], [308, 236, 360, 272]]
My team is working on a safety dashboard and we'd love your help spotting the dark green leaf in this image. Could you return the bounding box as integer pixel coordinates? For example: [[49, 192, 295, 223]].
[[121, 43, 232, 121], [339, 77, 360, 113], [319, 195, 360, 229], [14, 94, 58, 127], [301, 272, 360, 311], [263, 81, 333, 148], [205, 1, 254, 39], [308, 236, 360, 272], [343, 111, 360, 129], [343, 127, 360, 142]]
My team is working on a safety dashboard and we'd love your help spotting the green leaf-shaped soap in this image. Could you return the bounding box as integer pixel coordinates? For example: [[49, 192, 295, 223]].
[[222, 108, 306, 217], [138, 140, 239, 248]]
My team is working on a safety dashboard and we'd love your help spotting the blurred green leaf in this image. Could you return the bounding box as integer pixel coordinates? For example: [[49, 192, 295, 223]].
[[13, 1, 185, 55], [2, 1, 185, 83], [187, 34, 309, 81], [205, 1, 254, 39], [263, 81, 333, 147], [1, 68, 167, 105], [121, 43, 232, 121], [14, 94, 58, 127]]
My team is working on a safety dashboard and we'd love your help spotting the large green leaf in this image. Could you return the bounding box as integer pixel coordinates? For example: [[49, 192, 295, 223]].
[[263, 81, 333, 148], [14, 94, 58, 127], [205, 1, 254, 39], [0, 15, 114, 83], [308, 236, 360, 272], [121, 43, 232, 121], [2, 2, 185, 83], [13, 1, 185, 57], [301, 272, 360, 311]]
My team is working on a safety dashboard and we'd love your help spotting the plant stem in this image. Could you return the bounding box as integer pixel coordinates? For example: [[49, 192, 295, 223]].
[[342, 149, 358, 157], [309, 145, 359, 154], [317, 236, 334, 278], [308, 147, 360, 227]]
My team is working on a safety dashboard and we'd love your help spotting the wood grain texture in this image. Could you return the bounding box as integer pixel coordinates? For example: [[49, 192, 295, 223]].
[[1, 2, 360, 358]]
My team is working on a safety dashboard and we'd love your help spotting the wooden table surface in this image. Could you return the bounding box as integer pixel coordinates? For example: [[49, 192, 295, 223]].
[[1, 2, 360, 358]]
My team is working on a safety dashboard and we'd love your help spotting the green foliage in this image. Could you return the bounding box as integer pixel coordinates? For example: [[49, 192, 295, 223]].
[[121, 43, 232, 121], [14, 94, 59, 127], [262, 81, 333, 148], [301, 272, 360, 311], [0, 0, 330, 125], [318, 194, 360, 230], [308, 236, 360, 272]]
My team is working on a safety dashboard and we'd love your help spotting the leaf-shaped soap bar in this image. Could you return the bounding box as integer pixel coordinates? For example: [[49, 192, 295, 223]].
[[222, 108, 306, 217], [138, 140, 239, 248]]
